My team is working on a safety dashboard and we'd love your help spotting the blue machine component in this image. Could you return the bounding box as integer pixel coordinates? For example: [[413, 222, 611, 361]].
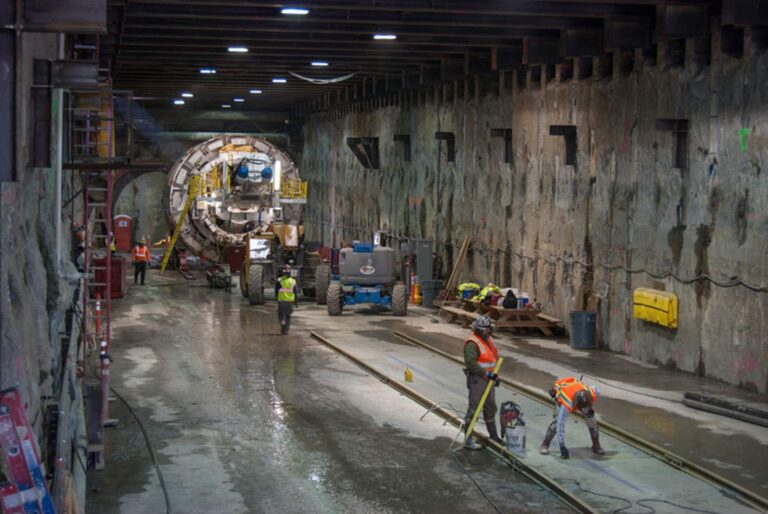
[[342, 285, 390, 306], [237, 163, 249, 178], [262, 166, 273, 179], [352, 242, 374, 253]]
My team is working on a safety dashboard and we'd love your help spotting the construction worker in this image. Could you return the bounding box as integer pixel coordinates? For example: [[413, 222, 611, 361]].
[[473, 282, 501, 304], [275, 265, 298, 334], [131, 238, 151, 285], [463, 315, 502, 449], [539, 376, 604, 459]]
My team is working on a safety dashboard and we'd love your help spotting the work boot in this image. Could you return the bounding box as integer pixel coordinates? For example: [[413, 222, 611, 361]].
[[589, 428, 605, 455], [539, 424, 555, 455], [539, 445, 550, 455], [464, 436, 483, 450], [485, 421, 503, 445]]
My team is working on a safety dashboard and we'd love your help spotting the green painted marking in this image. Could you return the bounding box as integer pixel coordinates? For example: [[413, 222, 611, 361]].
[[739, 128, 751, 153]]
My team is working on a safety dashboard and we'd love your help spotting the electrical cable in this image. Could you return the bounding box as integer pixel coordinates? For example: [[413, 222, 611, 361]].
[[301, 215, 767, 292], [450, 448, 504, 514], [109, 386, 172, 514]]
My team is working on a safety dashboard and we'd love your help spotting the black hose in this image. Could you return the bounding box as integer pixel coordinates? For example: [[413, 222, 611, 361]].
[[110, 387, 172, 514]]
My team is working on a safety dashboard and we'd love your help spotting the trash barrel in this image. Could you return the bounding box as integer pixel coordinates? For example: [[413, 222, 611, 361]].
[[569, 311, 596, 349], [421, 280, 442, 309]]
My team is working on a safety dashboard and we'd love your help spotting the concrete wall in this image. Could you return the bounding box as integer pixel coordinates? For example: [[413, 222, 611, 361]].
[[299, 38, 768, 392]]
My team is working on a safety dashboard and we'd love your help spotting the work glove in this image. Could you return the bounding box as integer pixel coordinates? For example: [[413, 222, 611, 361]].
[[485, 371, 499, 383], [560, 445, 570, 459]]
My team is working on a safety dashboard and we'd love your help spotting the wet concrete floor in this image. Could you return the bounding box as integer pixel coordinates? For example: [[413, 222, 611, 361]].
[[87, 274, 570, 513]]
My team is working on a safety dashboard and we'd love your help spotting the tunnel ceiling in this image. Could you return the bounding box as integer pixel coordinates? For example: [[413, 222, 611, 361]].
[[102, 0, 741, 113]]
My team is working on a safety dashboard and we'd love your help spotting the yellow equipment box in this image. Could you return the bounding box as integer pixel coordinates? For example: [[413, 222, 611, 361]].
[[633, 288, 678, 329]]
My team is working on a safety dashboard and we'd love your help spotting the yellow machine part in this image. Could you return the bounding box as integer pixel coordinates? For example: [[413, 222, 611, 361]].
[[271, 223, 304, 248], [633, 288, 678, 329], [281, 179, 308, 199]]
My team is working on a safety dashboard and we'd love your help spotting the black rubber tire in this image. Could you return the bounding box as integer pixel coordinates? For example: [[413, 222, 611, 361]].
[[391, 282, 408, 316], [239, 262, 248, 298], [315, 264, 330, 305], [327, 282, 343, 316], [248, 264, 265, 305]]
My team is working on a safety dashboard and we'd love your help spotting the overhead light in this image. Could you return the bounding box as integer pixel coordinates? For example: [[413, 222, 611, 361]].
[[373, 34, 397, 40], [249, 89, 263, 94], [233, 98, 245, 102], [200, 68, 216, 74], [222, 104, 231, 108], [173, 99, 185, 105], [181, 92, 194, 98], [272, 78, 287, 83], [281, 7, 309, 15], [311, 61, 329, 67], [227, 46, 249, 53]]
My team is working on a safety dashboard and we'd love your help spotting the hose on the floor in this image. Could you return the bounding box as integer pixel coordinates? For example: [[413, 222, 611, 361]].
[[110, 386, 172, 514], [450, 448, 504, 514]]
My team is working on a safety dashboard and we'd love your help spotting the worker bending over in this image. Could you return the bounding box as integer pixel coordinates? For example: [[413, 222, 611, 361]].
[[131, 238, 151, 285], [463, 315, 502, 449], [539, 376, 605, 458], [275, 265, 298, 335]]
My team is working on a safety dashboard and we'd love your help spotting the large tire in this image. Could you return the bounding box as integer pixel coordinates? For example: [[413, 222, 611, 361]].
[[315, 264, 330, 305], [391, 282, 408, 316], [239, 262, 248, 298], [327, 282, 343, 316], [248, 264, 265, 305]]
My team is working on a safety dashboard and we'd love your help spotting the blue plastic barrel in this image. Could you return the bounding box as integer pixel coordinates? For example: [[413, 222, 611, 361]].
[[569, 311, 596, 349]]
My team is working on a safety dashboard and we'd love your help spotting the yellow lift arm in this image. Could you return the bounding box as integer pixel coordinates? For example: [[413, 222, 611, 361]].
[[160, 176, 200, 274]]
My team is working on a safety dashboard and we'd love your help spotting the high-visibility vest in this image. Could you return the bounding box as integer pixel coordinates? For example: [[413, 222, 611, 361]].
[[132, 245, 150, 263], [277, 276, 296, 302], [553, 377, 597, 412], [464, 333, 499, 370]]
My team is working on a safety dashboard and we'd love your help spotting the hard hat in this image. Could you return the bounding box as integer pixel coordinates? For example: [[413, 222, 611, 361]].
[[471, 315, 495, 332], [281, 264, 292, 274], [574, 389, 594, 409], [139, 238, 146, 244]]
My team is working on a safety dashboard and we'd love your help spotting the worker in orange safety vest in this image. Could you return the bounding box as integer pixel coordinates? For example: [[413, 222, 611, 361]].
[[131, 238, 151, 285], [539, 376, 604, 459], [462, 315, 502, 450]]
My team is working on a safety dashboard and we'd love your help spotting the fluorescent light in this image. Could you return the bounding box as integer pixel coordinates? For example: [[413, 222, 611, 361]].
[[181, 92, 194, 98], [173, 99, 185, 105], [222, 104, 231, 108], [272, 78, 287, 83], [249, 89, 262, 94], [227, 46, 249, 53], [200, 68, 216, 74], [233, 98, 245, 102], [311, 61, 329, 67], [373, 34, 397, 40], [281, 7, 309, 15]]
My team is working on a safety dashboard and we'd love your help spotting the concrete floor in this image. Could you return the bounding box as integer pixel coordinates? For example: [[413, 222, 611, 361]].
[[88, 271, 768, 513], [86, 273, 570, 513]]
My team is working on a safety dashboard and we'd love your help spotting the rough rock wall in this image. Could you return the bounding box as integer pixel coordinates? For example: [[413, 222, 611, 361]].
[[0, 32, 80, 438], [300, 44, 768, 392], [114, 172, 170, 243]]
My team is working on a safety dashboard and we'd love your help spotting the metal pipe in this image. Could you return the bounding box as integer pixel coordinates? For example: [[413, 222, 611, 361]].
[[54, 33, 65, 271]]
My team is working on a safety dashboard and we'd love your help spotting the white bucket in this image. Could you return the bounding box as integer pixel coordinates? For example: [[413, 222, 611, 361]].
[[505, 425, 527, 453]]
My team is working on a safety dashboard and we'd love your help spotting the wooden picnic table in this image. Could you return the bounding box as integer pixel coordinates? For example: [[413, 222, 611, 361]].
[[440, 300, 562, 336]]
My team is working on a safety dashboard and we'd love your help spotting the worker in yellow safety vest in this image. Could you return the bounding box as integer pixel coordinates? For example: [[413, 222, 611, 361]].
[[472, 283, 501, 304], [463, 315, 502, 450], [274, 265, 298, 335], [539, 376, 604, 458], [131, 238, 151, 285]]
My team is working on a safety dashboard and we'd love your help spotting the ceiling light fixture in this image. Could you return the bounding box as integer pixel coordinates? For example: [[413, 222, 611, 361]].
[[281, 7, 309, 15], [222, 104, 231, 108], [250, 89, 262, 94], [227, 46, 249, 53], [200, 68, 217, 74], [311, 61, 329, 67], [272, 78, 287, 83], [181, 92, 194, 98], [233, 98, 245, 102], [373, 34, 397, 40], [173, 99, 185, 105]]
